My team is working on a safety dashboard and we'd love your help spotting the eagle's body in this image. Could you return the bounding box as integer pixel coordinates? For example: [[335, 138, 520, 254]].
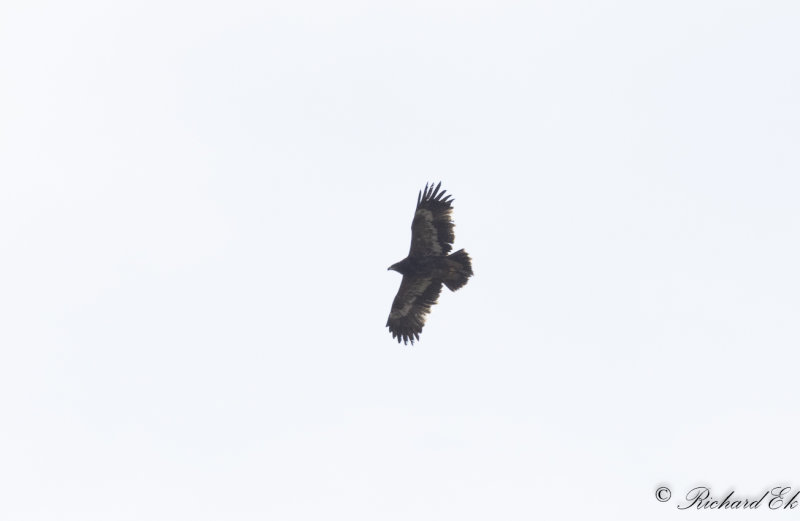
[[388, 256, 448, 278], [386, 182, 473, 345]]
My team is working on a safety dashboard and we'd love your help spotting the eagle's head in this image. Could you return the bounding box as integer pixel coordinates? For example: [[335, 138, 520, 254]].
[[387, 259, 409, 274]]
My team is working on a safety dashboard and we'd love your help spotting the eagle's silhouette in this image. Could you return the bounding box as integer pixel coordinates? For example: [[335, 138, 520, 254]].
[[386, 182, 473, 345]]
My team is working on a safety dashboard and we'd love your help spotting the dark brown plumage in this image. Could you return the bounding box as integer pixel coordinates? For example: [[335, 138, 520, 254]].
[[386, 182, 473, 345]]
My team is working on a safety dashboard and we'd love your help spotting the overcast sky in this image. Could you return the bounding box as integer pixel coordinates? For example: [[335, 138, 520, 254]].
[[1, 1, 799, 519]]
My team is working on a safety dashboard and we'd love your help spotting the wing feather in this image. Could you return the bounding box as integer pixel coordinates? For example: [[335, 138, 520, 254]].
[[408, 181, 455, 257], [386, 275, 443, 345]]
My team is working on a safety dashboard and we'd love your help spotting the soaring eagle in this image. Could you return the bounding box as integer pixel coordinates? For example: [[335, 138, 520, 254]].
[[386, 182, 473, 345]]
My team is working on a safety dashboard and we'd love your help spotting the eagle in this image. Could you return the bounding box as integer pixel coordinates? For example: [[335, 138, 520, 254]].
[[386, 182, 473, 345]]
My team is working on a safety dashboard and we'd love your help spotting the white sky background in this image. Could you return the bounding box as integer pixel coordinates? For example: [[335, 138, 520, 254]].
[[1, 0, 799, 519]]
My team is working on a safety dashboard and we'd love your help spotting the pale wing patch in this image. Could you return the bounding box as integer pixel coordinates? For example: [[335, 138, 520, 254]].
[[414, 209, 441, 255], [389, 278, 432, 319]]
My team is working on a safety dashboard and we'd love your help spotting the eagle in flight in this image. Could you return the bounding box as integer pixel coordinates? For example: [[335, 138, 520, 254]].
[[386, 182, 473, 345]]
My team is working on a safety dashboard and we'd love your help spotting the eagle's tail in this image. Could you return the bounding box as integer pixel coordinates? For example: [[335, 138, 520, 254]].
[[444, 249, 473, 291]]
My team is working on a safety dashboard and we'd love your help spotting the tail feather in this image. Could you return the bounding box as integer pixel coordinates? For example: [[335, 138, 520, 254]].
[[444, 249, 473, 291]]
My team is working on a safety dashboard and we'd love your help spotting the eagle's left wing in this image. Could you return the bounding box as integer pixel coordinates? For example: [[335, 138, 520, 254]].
[[408, 182, 455, 257], [386, 275, 443, 345]]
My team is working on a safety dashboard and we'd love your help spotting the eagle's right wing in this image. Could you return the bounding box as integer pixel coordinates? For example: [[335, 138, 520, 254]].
[[408, 182, 455, 257], [386, 275, 443, 345]]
